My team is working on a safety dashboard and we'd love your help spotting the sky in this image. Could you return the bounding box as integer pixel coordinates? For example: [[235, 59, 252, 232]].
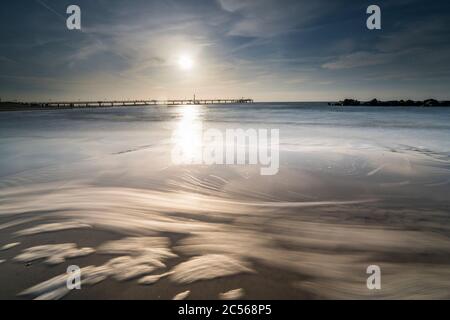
[[1, 0, 450, 102]]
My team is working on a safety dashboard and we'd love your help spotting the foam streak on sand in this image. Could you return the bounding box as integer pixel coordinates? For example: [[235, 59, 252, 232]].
[[19, 236, 176, 299], [138, 271, 174, 285], [98, 237, 176, 281], [173, 290, 190, 300], [220, 288, 244, 300], [170, 254, 254, 283], [20, 265, 112, 300], [1, 173, 449, 299], [1, 242, 20, 250], [15, 244, 94, 265], [15, 222, 91, 236]]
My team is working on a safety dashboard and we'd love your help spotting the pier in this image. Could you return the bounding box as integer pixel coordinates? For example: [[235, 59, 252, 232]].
[[25, 98, 254, 108]]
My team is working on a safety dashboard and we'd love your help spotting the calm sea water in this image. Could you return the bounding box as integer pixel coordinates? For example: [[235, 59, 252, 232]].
[[1, 103, 449, 177], [0, 103, 449, 299]]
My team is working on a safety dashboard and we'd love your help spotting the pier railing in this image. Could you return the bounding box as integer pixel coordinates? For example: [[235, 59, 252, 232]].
[[26, 98, 254, 108]]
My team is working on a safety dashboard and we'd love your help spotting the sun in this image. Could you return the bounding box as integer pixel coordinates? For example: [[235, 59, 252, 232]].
[[177, 55, 194, 71]]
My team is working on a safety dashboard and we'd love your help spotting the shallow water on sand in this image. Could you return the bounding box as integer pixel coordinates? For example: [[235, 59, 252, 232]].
[[0, 103, 449, 299]]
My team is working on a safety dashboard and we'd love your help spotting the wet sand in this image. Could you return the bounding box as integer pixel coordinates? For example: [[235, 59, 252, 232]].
[[0, 221, 312, 300], [0, 104, 449, 299], [0, 168, 448, 300]]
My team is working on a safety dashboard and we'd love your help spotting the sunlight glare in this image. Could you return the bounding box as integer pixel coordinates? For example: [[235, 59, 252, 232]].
[[178, 55, 194, 71]]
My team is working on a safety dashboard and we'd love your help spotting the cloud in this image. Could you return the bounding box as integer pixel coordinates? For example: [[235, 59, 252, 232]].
[[0, 56, 17, 64], [218, 0, 333, 37], [376, 17, 450, 53], [322, 51, 397, 70], [68, 40, 108, 64]]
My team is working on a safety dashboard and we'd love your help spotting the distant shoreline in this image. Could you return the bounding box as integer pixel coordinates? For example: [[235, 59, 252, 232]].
[[1, 99, 450, 112], [330, 98, 450, 107]]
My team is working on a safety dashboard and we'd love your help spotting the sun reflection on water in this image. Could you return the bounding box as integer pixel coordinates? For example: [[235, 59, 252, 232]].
[[171, 105, 204, 164]]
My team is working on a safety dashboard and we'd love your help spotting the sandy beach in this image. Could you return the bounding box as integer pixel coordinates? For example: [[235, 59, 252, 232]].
[[0, 104, 449, 299]]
